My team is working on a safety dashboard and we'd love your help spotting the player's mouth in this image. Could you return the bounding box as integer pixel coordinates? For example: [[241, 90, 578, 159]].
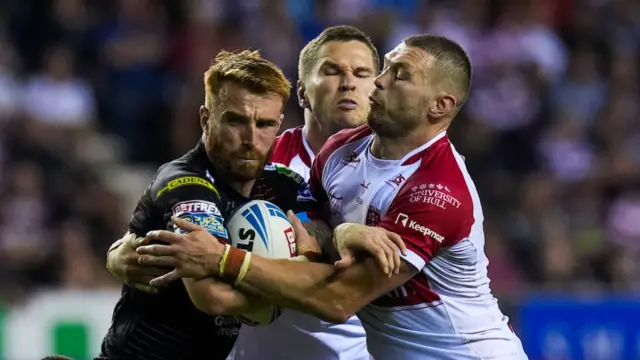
[[368, 96, 380, 107], [337, 98, 358, 110]]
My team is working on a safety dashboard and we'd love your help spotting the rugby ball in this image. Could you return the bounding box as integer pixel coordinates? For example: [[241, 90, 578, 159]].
[[226, 200, 297, 325]]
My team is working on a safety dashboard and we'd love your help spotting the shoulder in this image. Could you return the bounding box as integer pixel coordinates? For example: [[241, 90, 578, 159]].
[[272, 126, 303, 166], [263, 162, 305, 186], [389, 142, 476, 240], [316, 125, 373, 164], [150, 156, 219, 202]]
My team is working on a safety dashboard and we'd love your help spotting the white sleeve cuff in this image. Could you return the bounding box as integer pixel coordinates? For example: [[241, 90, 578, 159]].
[[400, 249, 426, 271]]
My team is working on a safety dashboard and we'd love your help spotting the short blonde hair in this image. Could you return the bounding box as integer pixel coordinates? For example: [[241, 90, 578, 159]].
[[204, 50, 291, 109]]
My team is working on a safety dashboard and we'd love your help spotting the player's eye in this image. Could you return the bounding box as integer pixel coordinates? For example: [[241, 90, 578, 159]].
[[324, 66, 340, 76], [257, 120, 278, 128], [355, 69, 373, 78], [226, 115, 243, 125]]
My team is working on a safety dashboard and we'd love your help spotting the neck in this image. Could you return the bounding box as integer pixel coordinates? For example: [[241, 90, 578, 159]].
[[370, 124, 447, 160], [229, 180, 255, 198], [303, 111, 327, 155]]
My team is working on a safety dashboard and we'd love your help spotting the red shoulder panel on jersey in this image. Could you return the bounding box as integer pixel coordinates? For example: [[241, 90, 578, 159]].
[[377, 143, 474, 263], [309, 125, 373, 204], [272, 126, 309, 167]]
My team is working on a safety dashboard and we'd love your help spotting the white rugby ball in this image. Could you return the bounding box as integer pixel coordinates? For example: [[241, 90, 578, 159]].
[[226, 200, 297, 325]]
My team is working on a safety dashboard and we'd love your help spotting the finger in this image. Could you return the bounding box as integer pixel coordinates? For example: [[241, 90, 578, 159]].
[[376, 236, 397, 277], [286, 210, 306, 235], [132, 283, 159, 294], [136, 244, 177, 256], [130, 265, 173, 278], [171, 216, 204, 233], [122, 232, 137, 247], [383, 229, 407, 256], [378, 232, 402, 274], [134, 236, 149, 248], [137, 255, 177, 268], [149, 269, 181, 287], [146, 230, 183, 244], [368, 239, 390, 275], [334, 249, 355, 269]]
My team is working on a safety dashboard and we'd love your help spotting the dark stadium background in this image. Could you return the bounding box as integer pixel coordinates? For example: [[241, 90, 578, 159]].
[[1, 0, 639, 359]]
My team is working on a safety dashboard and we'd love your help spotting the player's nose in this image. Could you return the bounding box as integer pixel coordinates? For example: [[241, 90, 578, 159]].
[[240, 122, 258, 144], [373, 73, 385, 90], [338, 72, 356, 92]]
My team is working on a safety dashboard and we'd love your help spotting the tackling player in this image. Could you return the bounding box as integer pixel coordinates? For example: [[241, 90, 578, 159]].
[[241, 25, 378, 360], [138, 35, 529, 359]]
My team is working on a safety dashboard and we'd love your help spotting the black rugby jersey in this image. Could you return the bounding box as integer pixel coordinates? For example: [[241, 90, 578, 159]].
[[98, 141, 318, 360]]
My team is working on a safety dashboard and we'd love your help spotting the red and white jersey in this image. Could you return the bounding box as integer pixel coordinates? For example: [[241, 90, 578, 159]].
[[230, 126, 371, 360], [271, 126, 314, 180], [309, 126, 528, 360]]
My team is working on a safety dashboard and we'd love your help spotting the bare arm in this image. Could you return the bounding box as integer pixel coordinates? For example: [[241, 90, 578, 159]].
[[235, 255, 416, 323], [182, 278, 253, 315], [182, 219, 330, 315]]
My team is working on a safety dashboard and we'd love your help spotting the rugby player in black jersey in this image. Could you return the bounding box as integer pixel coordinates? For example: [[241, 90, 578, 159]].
[[98, 50, 403, 360], [96, 50, 319, 360]]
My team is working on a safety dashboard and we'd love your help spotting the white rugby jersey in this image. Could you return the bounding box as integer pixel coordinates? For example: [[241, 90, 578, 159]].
[[229, 125, 371, 360], [308, 125, 528, 360]]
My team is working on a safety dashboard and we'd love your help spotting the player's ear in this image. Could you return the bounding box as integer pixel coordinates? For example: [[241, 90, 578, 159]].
[[297, 80, 310, 109], [199, 105, 210, 133], [277, 114, 284, 132], [428, 94, 456, 120]]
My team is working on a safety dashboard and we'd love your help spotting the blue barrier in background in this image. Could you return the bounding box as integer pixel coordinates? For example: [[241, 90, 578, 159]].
[[519, 294, 640, 360]]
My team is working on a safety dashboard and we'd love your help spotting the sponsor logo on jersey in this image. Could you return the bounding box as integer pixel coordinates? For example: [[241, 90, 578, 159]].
[[341, 152, 361, 167], [328, 192, 343, 214], [385, 173, 408, 190], [173, 200, 227, 238], [156, 176, 218, 198], [172, 200, 222, 216], [214, 316, 241, 337], [395, 213, 444, 243], [241, 203, 269, 250], [296, 182, 315, 203], [408, 183, 461, 209], [268, 163, 304, 184], [366, 206, 381, 226]]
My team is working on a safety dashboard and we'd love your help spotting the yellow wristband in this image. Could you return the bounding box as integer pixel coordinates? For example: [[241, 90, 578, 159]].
[[219, 244, 231, 277], [234, 252, 252, 286], [289, 255, 310, 262]]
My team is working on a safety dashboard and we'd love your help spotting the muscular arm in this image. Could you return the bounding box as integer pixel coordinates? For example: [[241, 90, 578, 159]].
[[235, 255, 417, 323], [183, 219, 331, 315], [182, 278, 252, 315]]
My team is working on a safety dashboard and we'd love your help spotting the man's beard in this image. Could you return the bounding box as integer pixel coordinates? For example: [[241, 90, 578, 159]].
[[367, 108, 418, 139], [209, 141, 272, 182]]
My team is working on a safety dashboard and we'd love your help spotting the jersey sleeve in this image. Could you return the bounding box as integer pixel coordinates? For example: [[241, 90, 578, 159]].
[[377, 185, 474, 270], [130, 173, 229, 242]]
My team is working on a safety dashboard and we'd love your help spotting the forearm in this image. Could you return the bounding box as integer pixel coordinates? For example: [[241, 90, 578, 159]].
[[235, 256, 377, 323], [182, 277, 252, 315]]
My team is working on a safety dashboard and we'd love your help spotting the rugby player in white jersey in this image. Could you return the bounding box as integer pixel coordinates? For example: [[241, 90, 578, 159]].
[[139, 34, 529, 359], [234, 25, 378, 360]]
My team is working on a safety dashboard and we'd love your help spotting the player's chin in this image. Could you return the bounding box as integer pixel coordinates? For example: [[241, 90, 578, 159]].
[[229, 162, 262, 181], [367, 113, 397, 136], [333, 111, 367, 130]]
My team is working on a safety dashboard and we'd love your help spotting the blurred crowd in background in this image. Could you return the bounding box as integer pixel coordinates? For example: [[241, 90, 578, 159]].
[[1, 0, 639, 324]]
